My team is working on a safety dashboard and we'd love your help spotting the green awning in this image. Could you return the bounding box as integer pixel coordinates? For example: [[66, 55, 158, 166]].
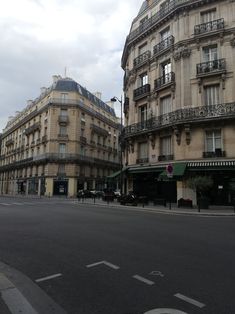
[[159, 162, 187, 178], [128, 166, 163, 174], [107, 170, 122, 179]]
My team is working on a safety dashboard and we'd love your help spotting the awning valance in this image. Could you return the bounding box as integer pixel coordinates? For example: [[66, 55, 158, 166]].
[[187, 160, 235, 170]]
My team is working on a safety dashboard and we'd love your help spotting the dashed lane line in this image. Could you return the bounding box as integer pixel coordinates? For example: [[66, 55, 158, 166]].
[[132, 275, 155, 286], [174, 293, 205, 308], [35, 273, 62, 283], [86, 260, 120, 270]]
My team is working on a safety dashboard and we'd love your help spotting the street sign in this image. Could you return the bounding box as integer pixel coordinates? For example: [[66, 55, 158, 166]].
[[166, 163, 173, 178]]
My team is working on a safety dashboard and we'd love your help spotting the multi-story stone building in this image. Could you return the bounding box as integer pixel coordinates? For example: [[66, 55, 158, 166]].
[[0, 76, 120, 197], [121, 0, 235, 205]]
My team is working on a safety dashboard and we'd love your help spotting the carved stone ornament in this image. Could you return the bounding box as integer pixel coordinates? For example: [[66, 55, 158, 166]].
[[181, 47, 191, 58], [148, 133, 155, 149], [221, 73, 226, 89], [197, 78, 202, 93], [173, 127, 181, 145], [184, 124, 191, 145], [128, 139, 134, 153], [173, 51, 181, 62]]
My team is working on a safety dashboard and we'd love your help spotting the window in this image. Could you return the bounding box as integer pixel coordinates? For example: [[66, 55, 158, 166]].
[[204, 85, 219, 106], [161, 60, 171, 78], [58, 164, 65, 174], [160, 27, 170, 41], [60, 126, 67, 135], [61, 93, 68, 103], [138, 105, 147, 124], [61, 109, 68, 116], [139, 43, 147, 55], [139, 72, 148, 87], [201, 9, 216, 23], [80, 146, 85, 156], [59, 143, 66, 155], [205, 130, 221, 152], [203, 45, 218, 62], [138, 142, 148, 159], [160, 96, 172, 115], [160, 136, 172, 155]]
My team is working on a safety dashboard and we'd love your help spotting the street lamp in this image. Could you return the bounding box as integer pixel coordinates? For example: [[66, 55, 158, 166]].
[[110, 96, 123, 195]]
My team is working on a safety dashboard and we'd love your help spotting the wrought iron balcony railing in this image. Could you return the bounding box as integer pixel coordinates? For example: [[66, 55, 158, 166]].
[[194, 18, 224, 35], [123, 102, 235, 138], [58, 115, 69, 124], [133, 84, 151, 101], [136, 158, 149, 164], [58, 134, 69, 139], [5, 139, 14, 146], [128, 0, 201, 43], [24, 122, 41, 136], [203, 150, 226, 158], [158, 155, 174, 162], [90, 124, 109, 137], [133, 51, 151, 68], [153, 35, 174, 55], [196, 59, 226, 76], [80, 136, 87, 144], [154, 72, 175, 90]]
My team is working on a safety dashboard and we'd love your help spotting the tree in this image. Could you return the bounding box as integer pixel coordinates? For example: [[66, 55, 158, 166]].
[[187, 176, 213, 209]]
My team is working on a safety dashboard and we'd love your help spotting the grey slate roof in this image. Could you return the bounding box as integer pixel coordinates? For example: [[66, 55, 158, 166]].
[[54, 78, 116, 117]]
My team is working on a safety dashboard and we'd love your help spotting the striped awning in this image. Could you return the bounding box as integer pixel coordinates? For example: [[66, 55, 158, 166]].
[[187, 160, 235, 168]]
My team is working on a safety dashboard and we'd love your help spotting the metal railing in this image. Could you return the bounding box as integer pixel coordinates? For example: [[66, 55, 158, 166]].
[[196, 59, 226, 76], [133, 84, 151, 101], [128, 0, 203, 42], [153, 35, 174, 55], [154, 72, 175, 90], [194, 18, 224, 35], [133, 51, 151, 67], [123, 102, 235, 138], [158, 155, 174, 161]]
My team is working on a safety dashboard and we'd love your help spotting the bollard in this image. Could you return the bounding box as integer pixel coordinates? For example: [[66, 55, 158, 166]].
[[169, 200, 171, 210], [94, 195, 96, 204]]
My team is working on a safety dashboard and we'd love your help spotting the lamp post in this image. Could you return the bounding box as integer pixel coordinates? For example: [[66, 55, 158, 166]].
[[110, 96, 123, 195]]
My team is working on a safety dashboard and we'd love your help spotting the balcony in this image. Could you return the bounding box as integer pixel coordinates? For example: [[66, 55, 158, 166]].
[[136, 158, 149, 164], [203, 149, 226, 158], [123, 102, 235, 139], [133, 51, 151, 68], [90, 124, 109, 137], [133, 84, 151, 101], [80, 136, 87, 144], [5, 139, 14, 147], [153, 35, 174, 56], [41, 135, 47, 143], [58, 134, 69, 140], [196, 59, 226, 77], [158, 155, 174, 162], [24, 122, 41, 136], [124, 97, 129, 114], [194, 18, 224, 36], [154, 72, 175, 91], [58, 115, 69, 124]]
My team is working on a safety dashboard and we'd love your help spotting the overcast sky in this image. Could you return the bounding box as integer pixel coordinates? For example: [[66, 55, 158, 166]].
[[0, 0, 144, 131]]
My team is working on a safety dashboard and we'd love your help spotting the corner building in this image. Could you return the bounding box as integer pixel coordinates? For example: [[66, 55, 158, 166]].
[[122, 0, 235, 205], [0, 76, 120, 197]]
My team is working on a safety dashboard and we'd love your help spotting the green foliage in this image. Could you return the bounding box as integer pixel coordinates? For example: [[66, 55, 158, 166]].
[[187, 176, 213, 194]]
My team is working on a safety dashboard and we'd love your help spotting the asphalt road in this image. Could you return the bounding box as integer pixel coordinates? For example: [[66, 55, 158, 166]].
[[0, 197, 234, 314]]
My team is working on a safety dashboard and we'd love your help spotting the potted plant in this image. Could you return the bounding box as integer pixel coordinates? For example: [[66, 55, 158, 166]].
[[187, 176, 213, 209]]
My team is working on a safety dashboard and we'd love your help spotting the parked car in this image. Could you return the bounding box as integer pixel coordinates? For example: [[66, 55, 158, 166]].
[[119, 192, 138, 206], [114, 190, 121, 198]]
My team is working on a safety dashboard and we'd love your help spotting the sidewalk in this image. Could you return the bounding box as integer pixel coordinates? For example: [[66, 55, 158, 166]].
[[76, 197, 235, 216]]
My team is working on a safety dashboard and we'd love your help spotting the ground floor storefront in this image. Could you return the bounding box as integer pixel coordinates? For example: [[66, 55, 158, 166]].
[[124, 160, 235, 207], [0, 176, 106, 198]]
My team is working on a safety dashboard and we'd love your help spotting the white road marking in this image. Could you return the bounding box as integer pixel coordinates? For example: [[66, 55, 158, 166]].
[[35, 273, 62, 283], [132, 275, 155, 285], [0, 273, 37, 314], [174, 293, 205, 308], [86, 260, 120, 270], [12, 203, 24, 205], [0, 203, 11, 206], [149, 270, 164, 277], [144, 309, 188, 314]]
